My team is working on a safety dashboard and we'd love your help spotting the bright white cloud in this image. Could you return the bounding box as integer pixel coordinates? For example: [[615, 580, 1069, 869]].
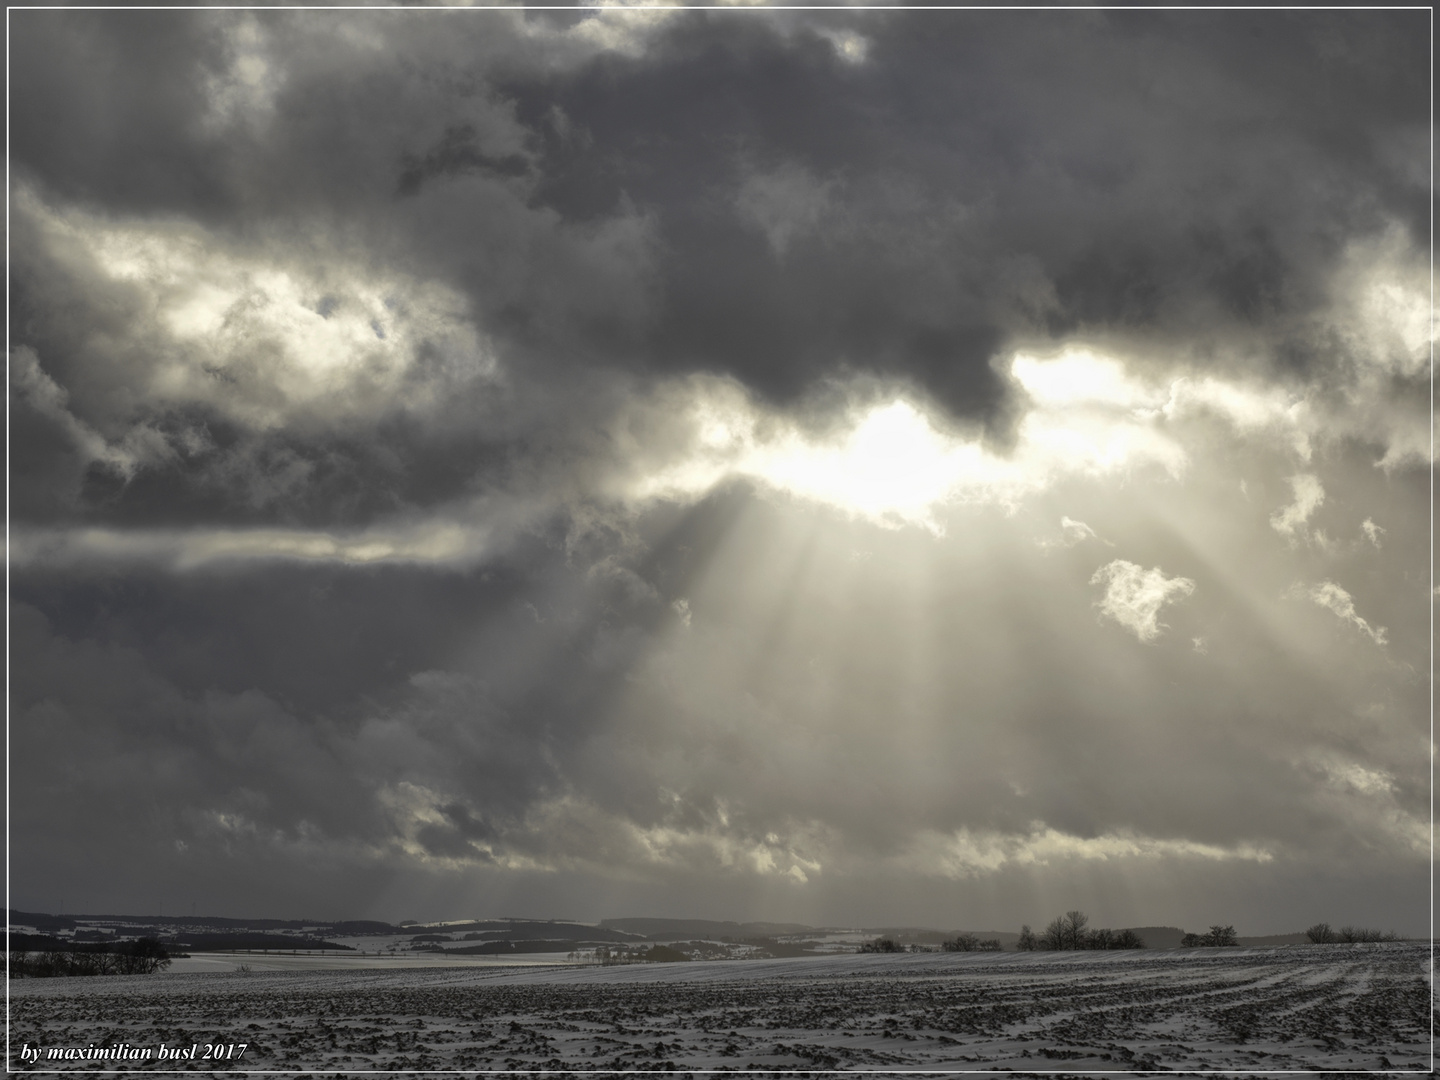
[[388, 789, 830, 882], [626, 340, 1401, 534], [624, 365, 1189, 531], [1333, 226, 1434, 381], [10, 521, 486, 571], [1295, 580, 1388, 646], [1059, 516, 1097, 544], [1361, 518, 1386, 548], [1011, 349, 1163, 411], [1270, 474, 1325, 542], [1037, 516, 1109, 551], [378, 781, 538, 871], [744, 400, 985, 529], [1163, 376, 1312, 460], [908, 825, 1272, 879], [1060, 517, 1109, 550], [1090, 560, 1196, 642], [1312, 757, 1396, 797], [19, 189, 495, 431], [1315, 228, 1435, 472], [627, 820, 822, 883], [559, 4, 681, 58], [1298, 754, 1427, 855]]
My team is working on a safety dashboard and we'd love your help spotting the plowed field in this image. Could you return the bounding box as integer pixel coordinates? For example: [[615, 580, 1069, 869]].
[[9, 943, 1432, 1072]]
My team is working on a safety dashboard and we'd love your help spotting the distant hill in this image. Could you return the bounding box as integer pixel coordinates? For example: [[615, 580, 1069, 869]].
[[7, 909, 77, 933], [1122, 926, 1186, 949], [876, 929, 1020, 946], [417, 920, 643, 943], [1237, 932, 1310, 946], [601, 918, 815, 941], [329, 920, 401, 935], [167, 933, 353, 952], [5, 909, 1315, 951], [445, 939, 587, 955], [7, 911, 399, 934], [9, 932, 79, 952], [8, 915, 403, 944]]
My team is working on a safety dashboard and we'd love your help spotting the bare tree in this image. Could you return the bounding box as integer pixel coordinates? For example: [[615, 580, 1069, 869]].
[[1182, 925, 1238, 947], [942, 933, 980, 952], [1032, 911, 1097, 950], [1039, 917, 1066, 950], [1111, 929, 1145, 949], [859, 938, 903, 953], [1336, 926, 1399, 943]]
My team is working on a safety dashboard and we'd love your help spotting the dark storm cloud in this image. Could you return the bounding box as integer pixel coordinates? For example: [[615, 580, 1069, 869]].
[[8, 12, 232, 217], [8, 8, 1430, 931], [8, 527, 682, 910], [505, 10, 1428, 404], [8, 8, 1427, 529], [516, 9, 1421, 395]]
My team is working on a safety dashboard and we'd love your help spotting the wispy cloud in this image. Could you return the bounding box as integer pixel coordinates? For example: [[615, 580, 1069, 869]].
[[908, 825, 1272, 880], [10, 521, 490, 571], [1270, 474, 1325, 543], [1090, 560, 1196, 643], [1292, 580, 1388, 646]]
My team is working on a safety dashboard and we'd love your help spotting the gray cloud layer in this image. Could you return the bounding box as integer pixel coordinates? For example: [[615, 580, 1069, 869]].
[[9, 8, 1430, 933]]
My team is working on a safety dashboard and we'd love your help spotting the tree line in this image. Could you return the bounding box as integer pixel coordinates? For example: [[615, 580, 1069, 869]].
[[941, 933, 1003, 952], [857, 913, 1407, 956], [10, 937, 172, 977], [1017, 911, 1145, 950], [1304, 923, 1400, 944]]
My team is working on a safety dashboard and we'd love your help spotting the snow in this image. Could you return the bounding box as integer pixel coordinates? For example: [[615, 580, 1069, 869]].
[[162, 951, 578, 974], [10, 943, 1430, 1071]]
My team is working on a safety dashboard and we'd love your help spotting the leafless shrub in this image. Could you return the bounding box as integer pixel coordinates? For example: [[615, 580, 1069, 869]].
[[859, 938, 904, 954], [942, 933, 1003, 952], [1337, 926, 1399, 943], [1305, 923, 1399, 944]]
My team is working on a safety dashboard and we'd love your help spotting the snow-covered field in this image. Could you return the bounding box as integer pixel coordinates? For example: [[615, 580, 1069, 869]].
[[10, 943, 1431, 1072], [163, 952, 579, 974]]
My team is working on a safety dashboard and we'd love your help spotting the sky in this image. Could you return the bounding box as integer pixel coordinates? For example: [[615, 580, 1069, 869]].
[[7, 6, 1432, 936]]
